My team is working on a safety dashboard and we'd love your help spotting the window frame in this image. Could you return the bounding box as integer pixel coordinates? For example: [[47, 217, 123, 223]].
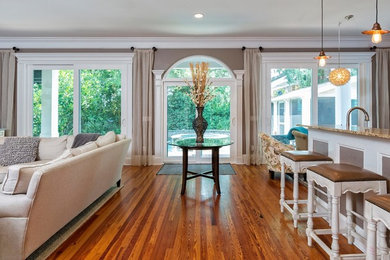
[[261, 52, 374, 134], [16, 53, 134, 138]]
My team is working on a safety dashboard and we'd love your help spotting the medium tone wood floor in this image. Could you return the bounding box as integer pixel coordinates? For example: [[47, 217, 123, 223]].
[[48, 165, 361, 259]]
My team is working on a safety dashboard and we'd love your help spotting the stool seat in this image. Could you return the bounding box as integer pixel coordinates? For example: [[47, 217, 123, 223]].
[[366, 194, 390, 212], [281, 151, 332, 162], [308, 163, 387, 182]]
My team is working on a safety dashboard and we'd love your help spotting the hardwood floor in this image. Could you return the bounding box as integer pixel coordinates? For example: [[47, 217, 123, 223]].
[[48, 165, 361, 259]]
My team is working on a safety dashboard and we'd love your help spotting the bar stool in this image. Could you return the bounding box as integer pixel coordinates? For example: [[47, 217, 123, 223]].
[[306, 163, 387, 260], [365, 194, 390, 260], [280, 151, 333, 228]]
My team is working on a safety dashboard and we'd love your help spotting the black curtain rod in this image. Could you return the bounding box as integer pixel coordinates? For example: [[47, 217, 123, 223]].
[[241, 46, 263, 52], [130, 46, 158, 52], [12, 46, 20, 52]]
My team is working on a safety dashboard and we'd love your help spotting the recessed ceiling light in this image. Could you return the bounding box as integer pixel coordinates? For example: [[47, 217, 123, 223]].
[[194, 13, 204, 19]]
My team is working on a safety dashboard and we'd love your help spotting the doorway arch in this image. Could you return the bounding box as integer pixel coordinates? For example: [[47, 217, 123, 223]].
[[153, 55, 244, 164]]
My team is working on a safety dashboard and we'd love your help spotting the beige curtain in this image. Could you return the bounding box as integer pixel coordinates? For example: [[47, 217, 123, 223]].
[[373, 49, 390, 128], [243, 49, 261, 165], [130, 49, 155, 166], [0, 50, 16, 136]]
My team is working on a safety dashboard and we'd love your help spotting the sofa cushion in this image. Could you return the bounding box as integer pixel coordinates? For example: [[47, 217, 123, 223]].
[[38, 135, 68, 160], [0, 137, 40, 166], [66, 135, 74, 150], [96, 131, 116, 147], [1, 151, 71, 195], [71, 141, 98, 156], [71, 133, 100, 148]]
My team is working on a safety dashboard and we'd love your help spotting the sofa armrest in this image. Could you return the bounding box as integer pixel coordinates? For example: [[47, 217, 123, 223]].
[[0, 193, 32, 218]]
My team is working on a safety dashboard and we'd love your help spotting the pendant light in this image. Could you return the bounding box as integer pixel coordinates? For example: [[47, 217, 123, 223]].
[[362, 0, 389, 44], [329, 16, 352, 86], [314, 0, 330, 67]]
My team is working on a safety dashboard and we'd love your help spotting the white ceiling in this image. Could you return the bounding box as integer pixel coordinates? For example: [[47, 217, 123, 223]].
[[0, 0, 389, 38]]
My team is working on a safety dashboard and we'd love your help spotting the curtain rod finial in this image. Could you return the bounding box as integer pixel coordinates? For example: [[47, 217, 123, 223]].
[[12, 47, 20, 52], [152, 47, 157, 52], [242, 46, 246, 51]]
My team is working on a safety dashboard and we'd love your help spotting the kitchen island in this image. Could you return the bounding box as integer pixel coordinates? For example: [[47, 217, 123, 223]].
[[303, 125, 390, 180]]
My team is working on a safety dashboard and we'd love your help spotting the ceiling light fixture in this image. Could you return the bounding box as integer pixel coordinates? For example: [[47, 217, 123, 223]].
[[194, 13, 204, 19], [314, 0, 330, 67], [362, 0, 389, 44], [329, 15, 353, 86]]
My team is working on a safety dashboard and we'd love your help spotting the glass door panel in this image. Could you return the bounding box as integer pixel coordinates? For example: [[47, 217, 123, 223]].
[[167, 85, 196, 158], [80, 69, 122, 134], [271, 68, 312, 136], [318, 68, 358, 128], [201, 85, 231, 158], [33, 69, 74, 137]]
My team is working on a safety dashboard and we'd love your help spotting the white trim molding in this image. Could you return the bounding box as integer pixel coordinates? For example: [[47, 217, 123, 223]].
[[1, 36, 389, 49]]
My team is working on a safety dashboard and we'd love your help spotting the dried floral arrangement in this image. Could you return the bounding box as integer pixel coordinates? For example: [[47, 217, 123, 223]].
[[184, 62, 214, 107]]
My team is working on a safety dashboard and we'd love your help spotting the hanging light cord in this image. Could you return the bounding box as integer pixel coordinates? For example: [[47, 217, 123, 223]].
[[321, 0, 324, 51], [375, 0, 378, 23], [338, 22, 341, 68]]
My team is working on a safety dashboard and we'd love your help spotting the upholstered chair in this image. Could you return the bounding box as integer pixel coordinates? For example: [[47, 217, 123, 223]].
[[259, 132, 294, 179], [292, 130, 308, 150]]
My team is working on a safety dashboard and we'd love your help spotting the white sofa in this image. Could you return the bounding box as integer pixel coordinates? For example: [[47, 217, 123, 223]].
[[0, 134, 130, 260]]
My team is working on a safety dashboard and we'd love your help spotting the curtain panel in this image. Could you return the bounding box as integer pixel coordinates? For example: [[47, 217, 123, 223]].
[[243, 49, 261, 165], [373, 49, 390, 129], [0, 50, 16, 136], [130, 49, 155, 166]]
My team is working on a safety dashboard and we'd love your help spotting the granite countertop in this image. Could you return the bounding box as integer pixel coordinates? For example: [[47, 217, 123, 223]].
[[300, 125, 390, 140]]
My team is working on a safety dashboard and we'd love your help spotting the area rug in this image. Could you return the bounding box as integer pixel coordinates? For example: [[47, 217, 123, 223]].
[[157, 164, 236, 175], [27, 186, 122, 260]]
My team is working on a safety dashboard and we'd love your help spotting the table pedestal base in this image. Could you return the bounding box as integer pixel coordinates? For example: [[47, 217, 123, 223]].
[[181, 147, 221, 195]]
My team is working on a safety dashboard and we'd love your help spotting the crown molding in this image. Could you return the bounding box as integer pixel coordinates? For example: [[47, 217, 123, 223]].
[[261, 52, 375, 64], [0, 36, 389, 49]]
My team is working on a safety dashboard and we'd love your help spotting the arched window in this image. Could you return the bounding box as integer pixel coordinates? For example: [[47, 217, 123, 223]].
[[165, 55, 234, 79], [160, 56, 237, 162]]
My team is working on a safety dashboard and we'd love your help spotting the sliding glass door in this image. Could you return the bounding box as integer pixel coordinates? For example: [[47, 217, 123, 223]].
[[268, 64, 360, 136], [32, 66, 124, 137]]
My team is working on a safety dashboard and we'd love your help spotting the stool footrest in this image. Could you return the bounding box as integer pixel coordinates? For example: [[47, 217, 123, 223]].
[[285, 199, 307, 204], [283, 202, 329, 220], [350, 210, 366, 223]]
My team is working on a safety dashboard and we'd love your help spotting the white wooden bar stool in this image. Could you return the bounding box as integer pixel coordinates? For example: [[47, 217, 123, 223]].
[[280, 151, 333, 228], [306, 163, 387, 260], [365, 194, 390, 260]]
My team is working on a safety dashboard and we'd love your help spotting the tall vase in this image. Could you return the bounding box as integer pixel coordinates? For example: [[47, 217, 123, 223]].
[[192, 106, 208, 143]]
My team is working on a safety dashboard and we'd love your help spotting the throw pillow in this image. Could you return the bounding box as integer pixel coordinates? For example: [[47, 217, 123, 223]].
[[66, 135, 74, 150], [96, 131, 116, 147], [71, 133, 100, 148], [38, 135, 68, 160], [71, 141, 98, 156], [0, 137, 40, 166], [115, 134, 126, 142]]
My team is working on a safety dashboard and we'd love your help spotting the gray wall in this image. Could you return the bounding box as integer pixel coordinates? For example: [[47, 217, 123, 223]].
[[153, 49, 243, 71]]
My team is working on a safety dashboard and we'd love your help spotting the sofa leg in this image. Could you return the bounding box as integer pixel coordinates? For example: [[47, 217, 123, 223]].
[[269, 170, 275, 179], [116, 179, 121, 187]]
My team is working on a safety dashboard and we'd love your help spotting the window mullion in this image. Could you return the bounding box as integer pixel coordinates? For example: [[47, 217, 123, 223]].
[[73, 68, 80, 135]]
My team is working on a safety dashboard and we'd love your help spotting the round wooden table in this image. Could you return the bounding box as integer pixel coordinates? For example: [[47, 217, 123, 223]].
[[169, 138, 233, 195]]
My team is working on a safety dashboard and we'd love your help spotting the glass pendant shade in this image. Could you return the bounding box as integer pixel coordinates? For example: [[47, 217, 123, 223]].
[[314, 50, 330, 67], [314, 0, 330, 67], [362, 0, 389, 43], [362, 23, 389, 43], [329, 68, 351, 86]]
